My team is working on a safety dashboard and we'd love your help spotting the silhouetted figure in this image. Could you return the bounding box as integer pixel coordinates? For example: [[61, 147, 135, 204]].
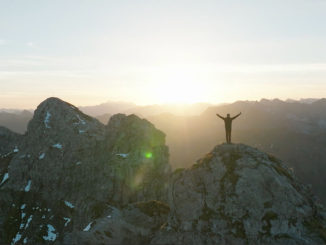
[[216, 112, 241, 144]]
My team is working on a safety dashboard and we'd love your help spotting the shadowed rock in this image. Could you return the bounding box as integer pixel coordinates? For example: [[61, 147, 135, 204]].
[[0, 97, 170, 244], [152, 144, 326, 245]]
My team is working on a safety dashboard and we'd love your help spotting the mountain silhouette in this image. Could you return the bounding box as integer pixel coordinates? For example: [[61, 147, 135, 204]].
[[0, 98, 325, 244], [1, 98, 326, 205]]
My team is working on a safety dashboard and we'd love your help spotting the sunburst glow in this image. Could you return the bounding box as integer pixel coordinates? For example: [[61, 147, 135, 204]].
[[149, 66, 207, 104]]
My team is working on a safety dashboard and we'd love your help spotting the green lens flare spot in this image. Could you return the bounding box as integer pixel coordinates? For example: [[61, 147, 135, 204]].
[[145, 152, 153, 158]]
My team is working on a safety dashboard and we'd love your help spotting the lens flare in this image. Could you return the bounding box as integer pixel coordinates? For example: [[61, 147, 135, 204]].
[[145, 152, 153, 158]]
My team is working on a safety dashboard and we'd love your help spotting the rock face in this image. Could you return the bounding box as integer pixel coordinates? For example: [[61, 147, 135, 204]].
[[0, 97, 170, 245], [153, 144, 326, 245], [0, 97, 325, 245]]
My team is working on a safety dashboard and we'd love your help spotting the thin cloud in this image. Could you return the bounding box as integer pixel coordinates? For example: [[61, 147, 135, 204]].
[[26, 42, 34, 47], [0, 39, 7, 45]]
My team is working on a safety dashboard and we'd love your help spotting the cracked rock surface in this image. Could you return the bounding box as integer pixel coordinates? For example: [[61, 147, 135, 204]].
[[152, 144, 326, 245]]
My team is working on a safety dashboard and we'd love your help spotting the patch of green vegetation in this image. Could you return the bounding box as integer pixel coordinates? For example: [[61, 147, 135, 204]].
[[263, 211, 278, 220], [2, 205, 21, 244], [91, 202, 107, 218], [0, 152, 14, 169], [192, 219, 198, 229], [219, 152, 241, 196], [104, 230, 112, 238], [173, 168, 185, 175], [192, 153, 214, 169], [134, 200, 170, 217], [274, 233, 291, 239], [268, 154, 293, 180], [261, 211, 278, 235], [267, 154, 281, 164], [199, 203, 216, 221], [273, 164, 293, 181], [232, 220, 246, 239], [304, 217, 326, 242], [191, 162, 200, 169], [288, 217, 297, 227], [264, 201, 273, 209]]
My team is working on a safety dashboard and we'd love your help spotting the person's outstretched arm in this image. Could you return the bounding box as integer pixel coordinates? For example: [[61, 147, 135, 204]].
[[231, 112, 242, 120], [216, 113, 225, 120]]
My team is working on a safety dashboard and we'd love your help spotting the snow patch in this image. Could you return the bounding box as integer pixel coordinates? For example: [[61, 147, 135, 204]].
[[21, 204, 26, 210], [23, 237, 28, 244], [76, 161, 82, 165], [13, 146, 19, 153], [0, 172, 9, 185], [52, 143, 62, 149], [64, 201, 74, 209], [83, 221, 93, 231], [76, 114, 86, 125], [25, 215, 33, 229], [24, 180, 32, 192], [116, 153, 129, 158], [11, 232, 22, 245], [63, 217, 71, 227], [43, 224, 57, 241], [39, 153, 45, 160], [44, 112, 51, 128], [21, 212, 26, 219], [79, 129, 86, 134]]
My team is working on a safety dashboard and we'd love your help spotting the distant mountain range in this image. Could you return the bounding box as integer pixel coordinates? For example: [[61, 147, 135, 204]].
[[1, 98, 326, 204], [79, 101, 213, 118], [0, 110, 33, 134]]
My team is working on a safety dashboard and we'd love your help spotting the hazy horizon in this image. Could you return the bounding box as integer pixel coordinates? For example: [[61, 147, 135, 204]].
[[0, 96, 324, 111]]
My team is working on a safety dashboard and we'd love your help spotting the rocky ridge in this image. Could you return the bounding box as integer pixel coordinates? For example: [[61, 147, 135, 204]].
[[0, 97, 170, 244], [152, 144, 326, 244], [0, 97, 325, 245]]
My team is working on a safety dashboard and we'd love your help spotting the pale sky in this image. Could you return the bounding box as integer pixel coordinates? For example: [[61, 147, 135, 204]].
[[1, 0, 326, 108]]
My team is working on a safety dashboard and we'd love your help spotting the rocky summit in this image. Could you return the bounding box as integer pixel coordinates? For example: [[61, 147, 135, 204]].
[[153, 144, 326, 245], [0, 97, 325, 245]]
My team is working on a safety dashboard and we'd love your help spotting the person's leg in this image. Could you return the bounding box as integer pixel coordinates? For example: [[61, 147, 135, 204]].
[[229, 129, 232, 143], [226, 129, 230, 143], [225, 129, 228, 143]]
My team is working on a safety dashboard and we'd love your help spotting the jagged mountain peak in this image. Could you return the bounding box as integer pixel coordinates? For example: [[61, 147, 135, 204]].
[[0, 98, 171, 244], [151, 143, 326, 244], [27, 97, 103, 137], [106, 113, 166, 150], [36, 97, 77, 113]]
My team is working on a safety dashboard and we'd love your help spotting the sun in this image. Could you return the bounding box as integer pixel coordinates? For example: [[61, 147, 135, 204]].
[[150, 67, 205, 104]]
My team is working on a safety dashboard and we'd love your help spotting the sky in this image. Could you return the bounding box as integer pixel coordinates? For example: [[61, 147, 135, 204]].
[[1, 0, 326, 108]]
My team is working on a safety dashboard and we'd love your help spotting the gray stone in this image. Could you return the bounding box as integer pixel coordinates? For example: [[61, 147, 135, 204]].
[[152, 144, 326, 245]]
